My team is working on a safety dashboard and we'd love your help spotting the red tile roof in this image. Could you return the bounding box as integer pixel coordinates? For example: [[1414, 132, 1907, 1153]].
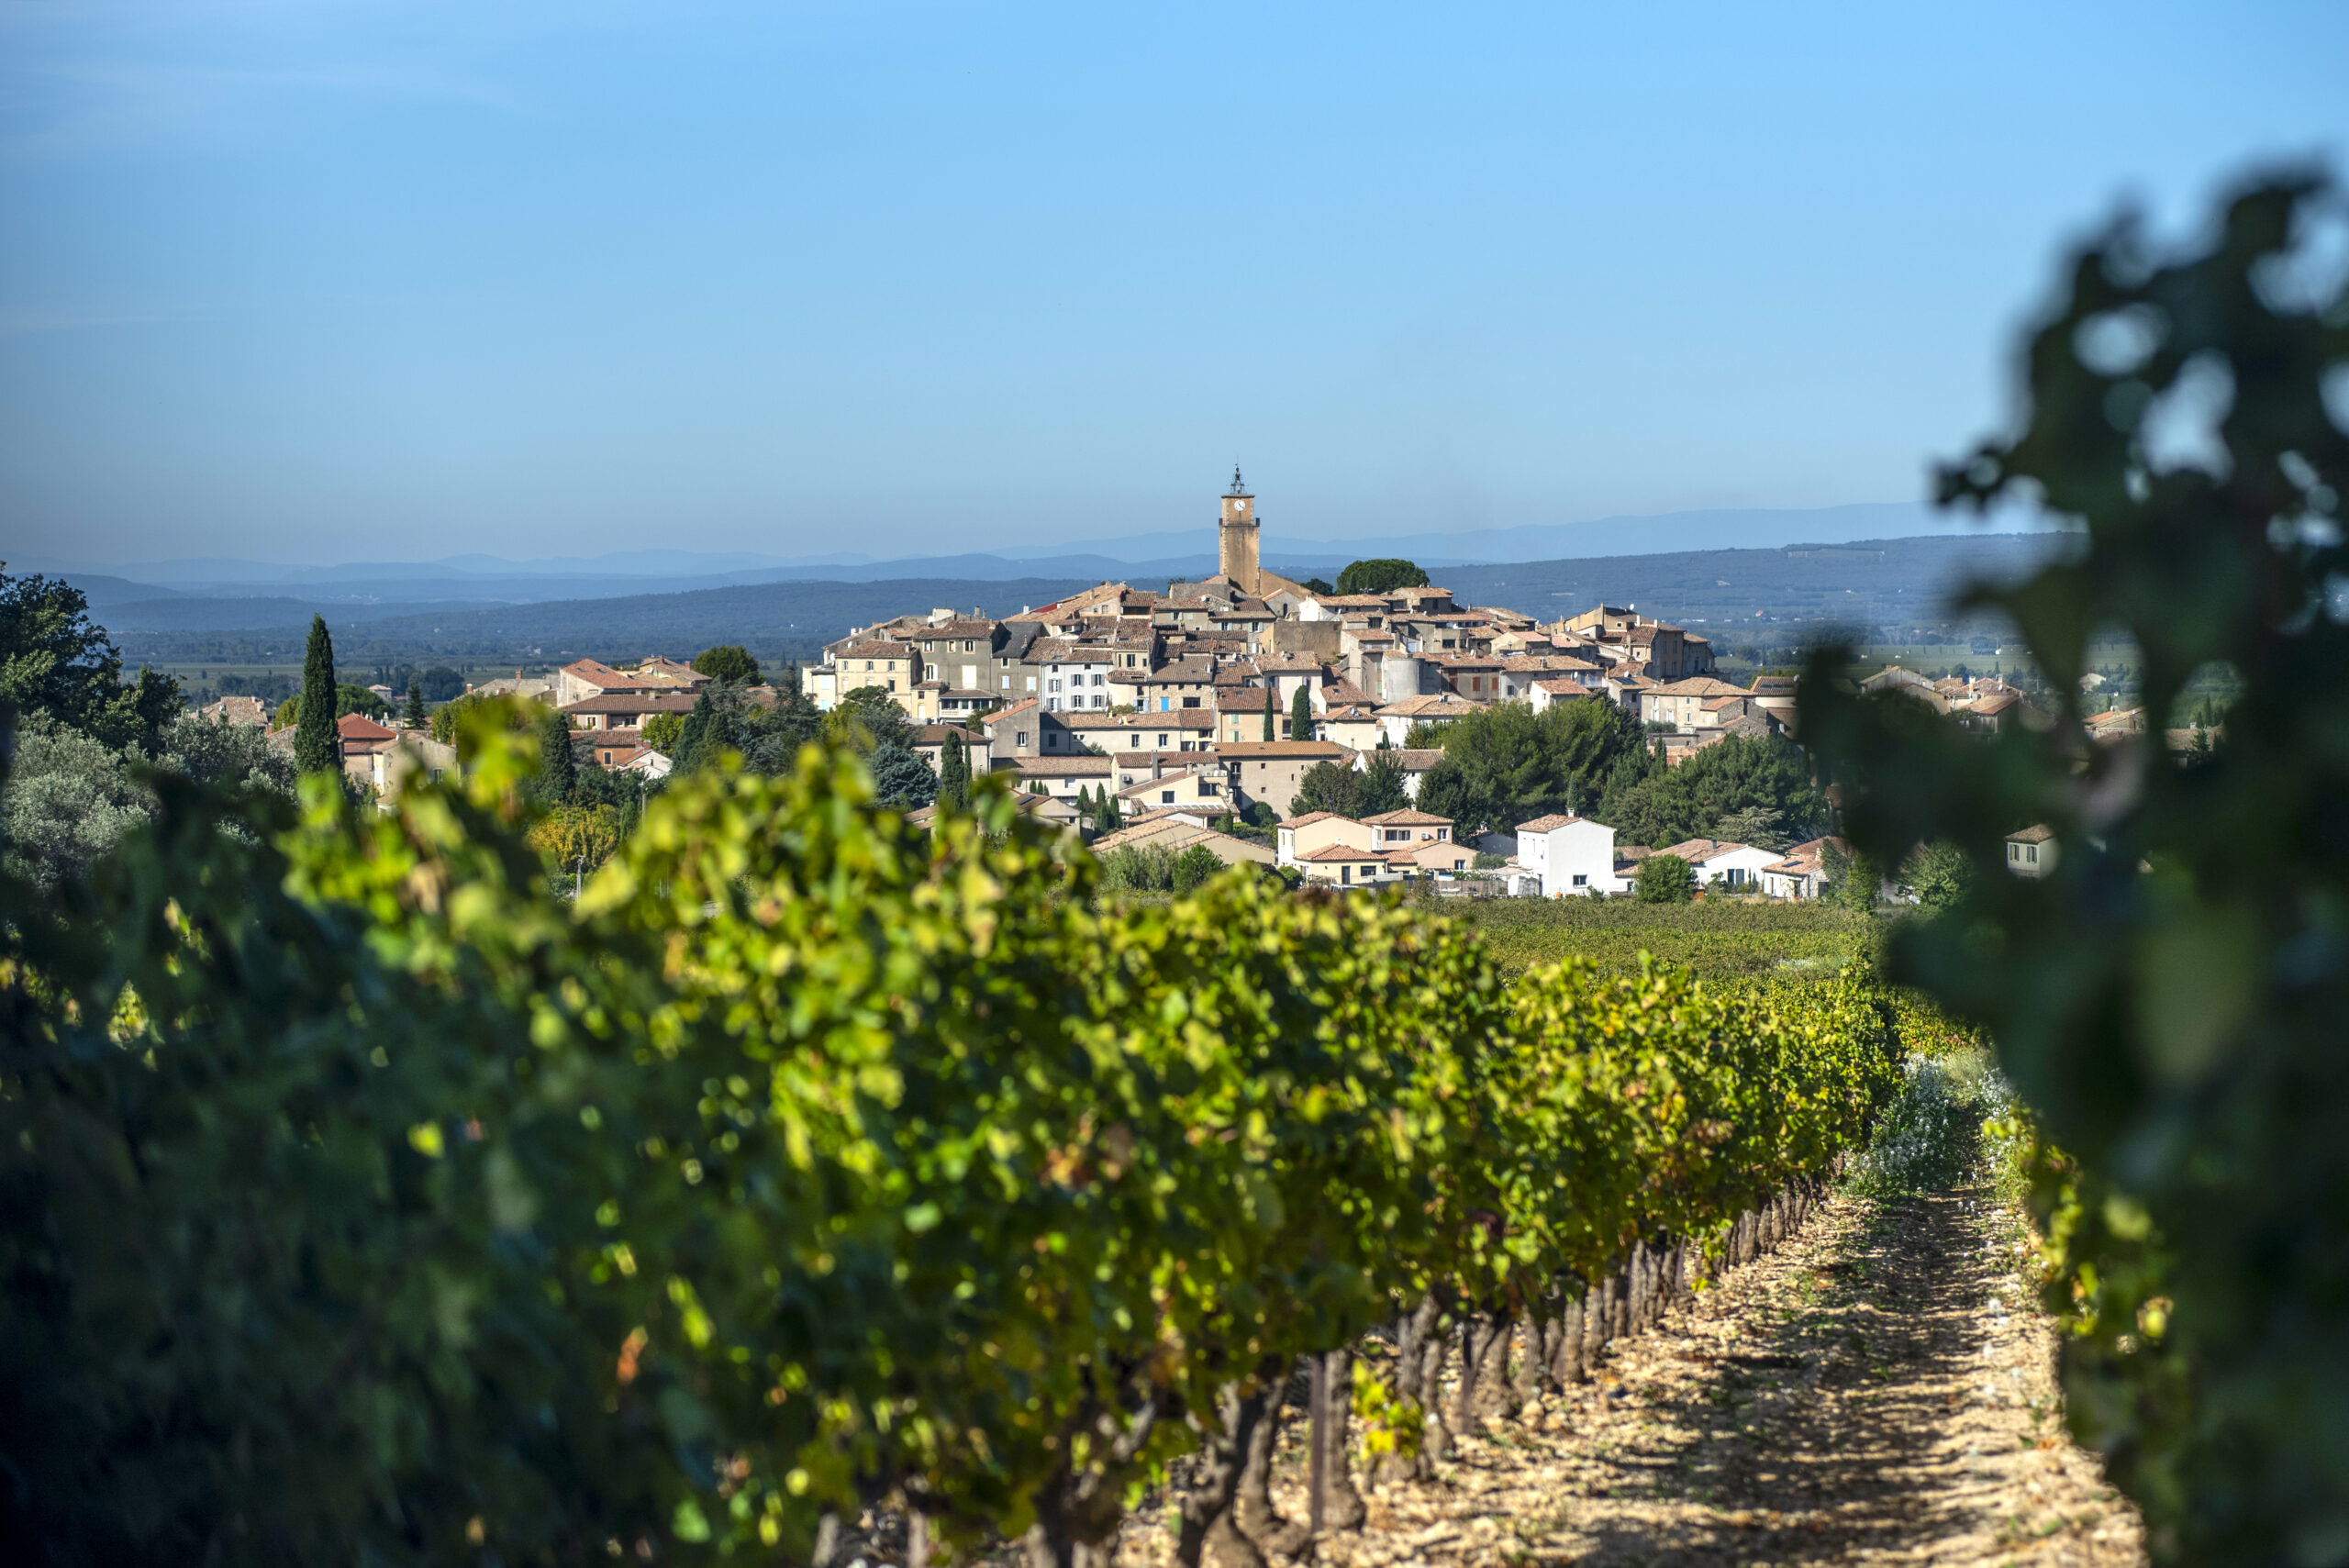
[[336, 712, 396, 741]]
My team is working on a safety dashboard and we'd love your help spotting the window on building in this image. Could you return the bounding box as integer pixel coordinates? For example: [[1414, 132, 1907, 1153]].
[[1016, 731, 1029, 750], [1572, 873, 1587, 887], [1160, 790, 1174, 804]]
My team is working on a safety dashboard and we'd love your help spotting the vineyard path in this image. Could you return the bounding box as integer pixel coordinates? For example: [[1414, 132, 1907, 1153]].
[[1117, 1180, 2145, 1568]]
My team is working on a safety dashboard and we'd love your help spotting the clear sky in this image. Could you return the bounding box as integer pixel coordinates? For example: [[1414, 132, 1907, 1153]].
[[4, 0, 2344, 567]]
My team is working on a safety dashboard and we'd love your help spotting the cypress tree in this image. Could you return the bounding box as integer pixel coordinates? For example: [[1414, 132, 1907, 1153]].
[[1289, 684, 1313, 744], [295, 615, 340, 774], [940, 731, 969, 811], [674, 690, 718, 772], [1261, 686, 1276, 742], [533, 706, 578, 805], [404, 682, 427, 729]]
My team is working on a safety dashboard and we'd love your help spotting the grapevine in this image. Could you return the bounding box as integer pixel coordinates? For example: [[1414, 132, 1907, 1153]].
[[0, 725, 1929, 1566]]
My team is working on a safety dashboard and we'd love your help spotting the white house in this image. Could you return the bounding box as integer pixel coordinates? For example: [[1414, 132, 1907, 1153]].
[[1656, 837, 1782, 892], [1758, 836, 1843, 900], [1029, 639, 1118, 713], [1514, 814, 1634, 897]]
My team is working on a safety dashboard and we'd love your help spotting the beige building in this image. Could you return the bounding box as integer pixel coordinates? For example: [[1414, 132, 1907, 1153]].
[[1216, 740, 1353, 818], [1640, 677, 1755, 731], [1116, 765, 1230, 814], [1276, 810, 1376, 864], [1292, 842, 1393, 888], [805, 642, 922, 709], [1359, 808, 1455, 849], [1090, 817, 1275, 868]]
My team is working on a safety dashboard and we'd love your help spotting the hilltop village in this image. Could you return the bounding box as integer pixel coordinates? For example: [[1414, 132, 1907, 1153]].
[[166, 473, 2164, 901], [778, 472, 1827, 894]]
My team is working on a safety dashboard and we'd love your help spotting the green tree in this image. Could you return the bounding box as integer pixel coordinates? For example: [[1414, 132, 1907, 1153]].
[[1601, 734, 1826, 850], [404, 682, 427, 728], [1170, 843, 1222, 894], [1262, 686, 1277, 742], [1289, 684, 1313, 743], [419, 665, 466, 702], [1334, 558, 1430, 596], [1414, 699, 1642, 838], [1898, 840, 1974, 915], [0, 715, 152, 891], [1289, 761, 1361, 819], [295, 615, 340, 775], [1713, 804, 1792, 853], [829, 686, 912, 754], [529, 707, 579, 806], [1819, 840, 1882, 913], [0, 565, 181, 752], [1356, 751, 1410, 817], [640, 711, 686, 753], [1799, 176, 2349, 1557], [692, 645, 762, 685], [938, 729, 970, 812], [1298, 577, 1335, 595], [867, 743, 938, 811], [673, 689, 718, 773], [1097, 840, 1176, 891], [1633, 853, 1696, 904]]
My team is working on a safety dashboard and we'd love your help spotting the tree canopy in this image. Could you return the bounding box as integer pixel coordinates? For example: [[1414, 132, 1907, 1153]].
[[1633, 853, 1696, 904], [866, 742, 939, 811], [1413, 699, 1643, 837], [1334, 558, 1430, 596], [0, 565, 181, 752], [1598, 733, 1828, 850], [691, 645, 762, 685]]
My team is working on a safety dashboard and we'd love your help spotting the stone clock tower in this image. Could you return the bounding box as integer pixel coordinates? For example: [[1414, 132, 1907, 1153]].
[[1218, 465, 1261, 595]]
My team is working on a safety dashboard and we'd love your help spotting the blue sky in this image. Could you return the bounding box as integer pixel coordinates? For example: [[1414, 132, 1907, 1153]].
[[3, 0, 2344, 567]]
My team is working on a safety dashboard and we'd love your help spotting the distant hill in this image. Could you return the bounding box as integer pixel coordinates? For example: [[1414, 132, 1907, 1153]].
[[108, 577, 1100, 669], [1433, 531, 2075, 642], [101, 531, 2070, 673], [26, 499, 2045, 604]]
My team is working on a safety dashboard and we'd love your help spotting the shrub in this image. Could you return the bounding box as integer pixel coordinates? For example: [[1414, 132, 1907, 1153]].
[[1634, 853, 1696, 904]]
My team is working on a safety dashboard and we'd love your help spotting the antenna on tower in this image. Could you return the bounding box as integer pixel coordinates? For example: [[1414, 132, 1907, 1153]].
[[1228, 463, 1247, 495]]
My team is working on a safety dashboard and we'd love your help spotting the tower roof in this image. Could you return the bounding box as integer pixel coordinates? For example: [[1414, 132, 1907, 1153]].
[[1227, 464, 1251, 497]]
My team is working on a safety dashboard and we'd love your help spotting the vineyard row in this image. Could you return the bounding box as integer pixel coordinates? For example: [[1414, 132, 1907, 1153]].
[[0, 739, 1932, 1567]]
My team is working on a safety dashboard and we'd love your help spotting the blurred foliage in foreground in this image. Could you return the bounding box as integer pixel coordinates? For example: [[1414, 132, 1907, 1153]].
[[1803, 172, 2349, 1564]]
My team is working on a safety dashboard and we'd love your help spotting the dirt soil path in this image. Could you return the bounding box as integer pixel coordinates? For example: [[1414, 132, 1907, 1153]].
[[1119, 1184, 2144, 1568]]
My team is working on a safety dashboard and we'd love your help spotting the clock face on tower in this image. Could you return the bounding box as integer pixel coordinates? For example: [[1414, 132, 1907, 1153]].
[[1233, 500, 1248, 516]]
